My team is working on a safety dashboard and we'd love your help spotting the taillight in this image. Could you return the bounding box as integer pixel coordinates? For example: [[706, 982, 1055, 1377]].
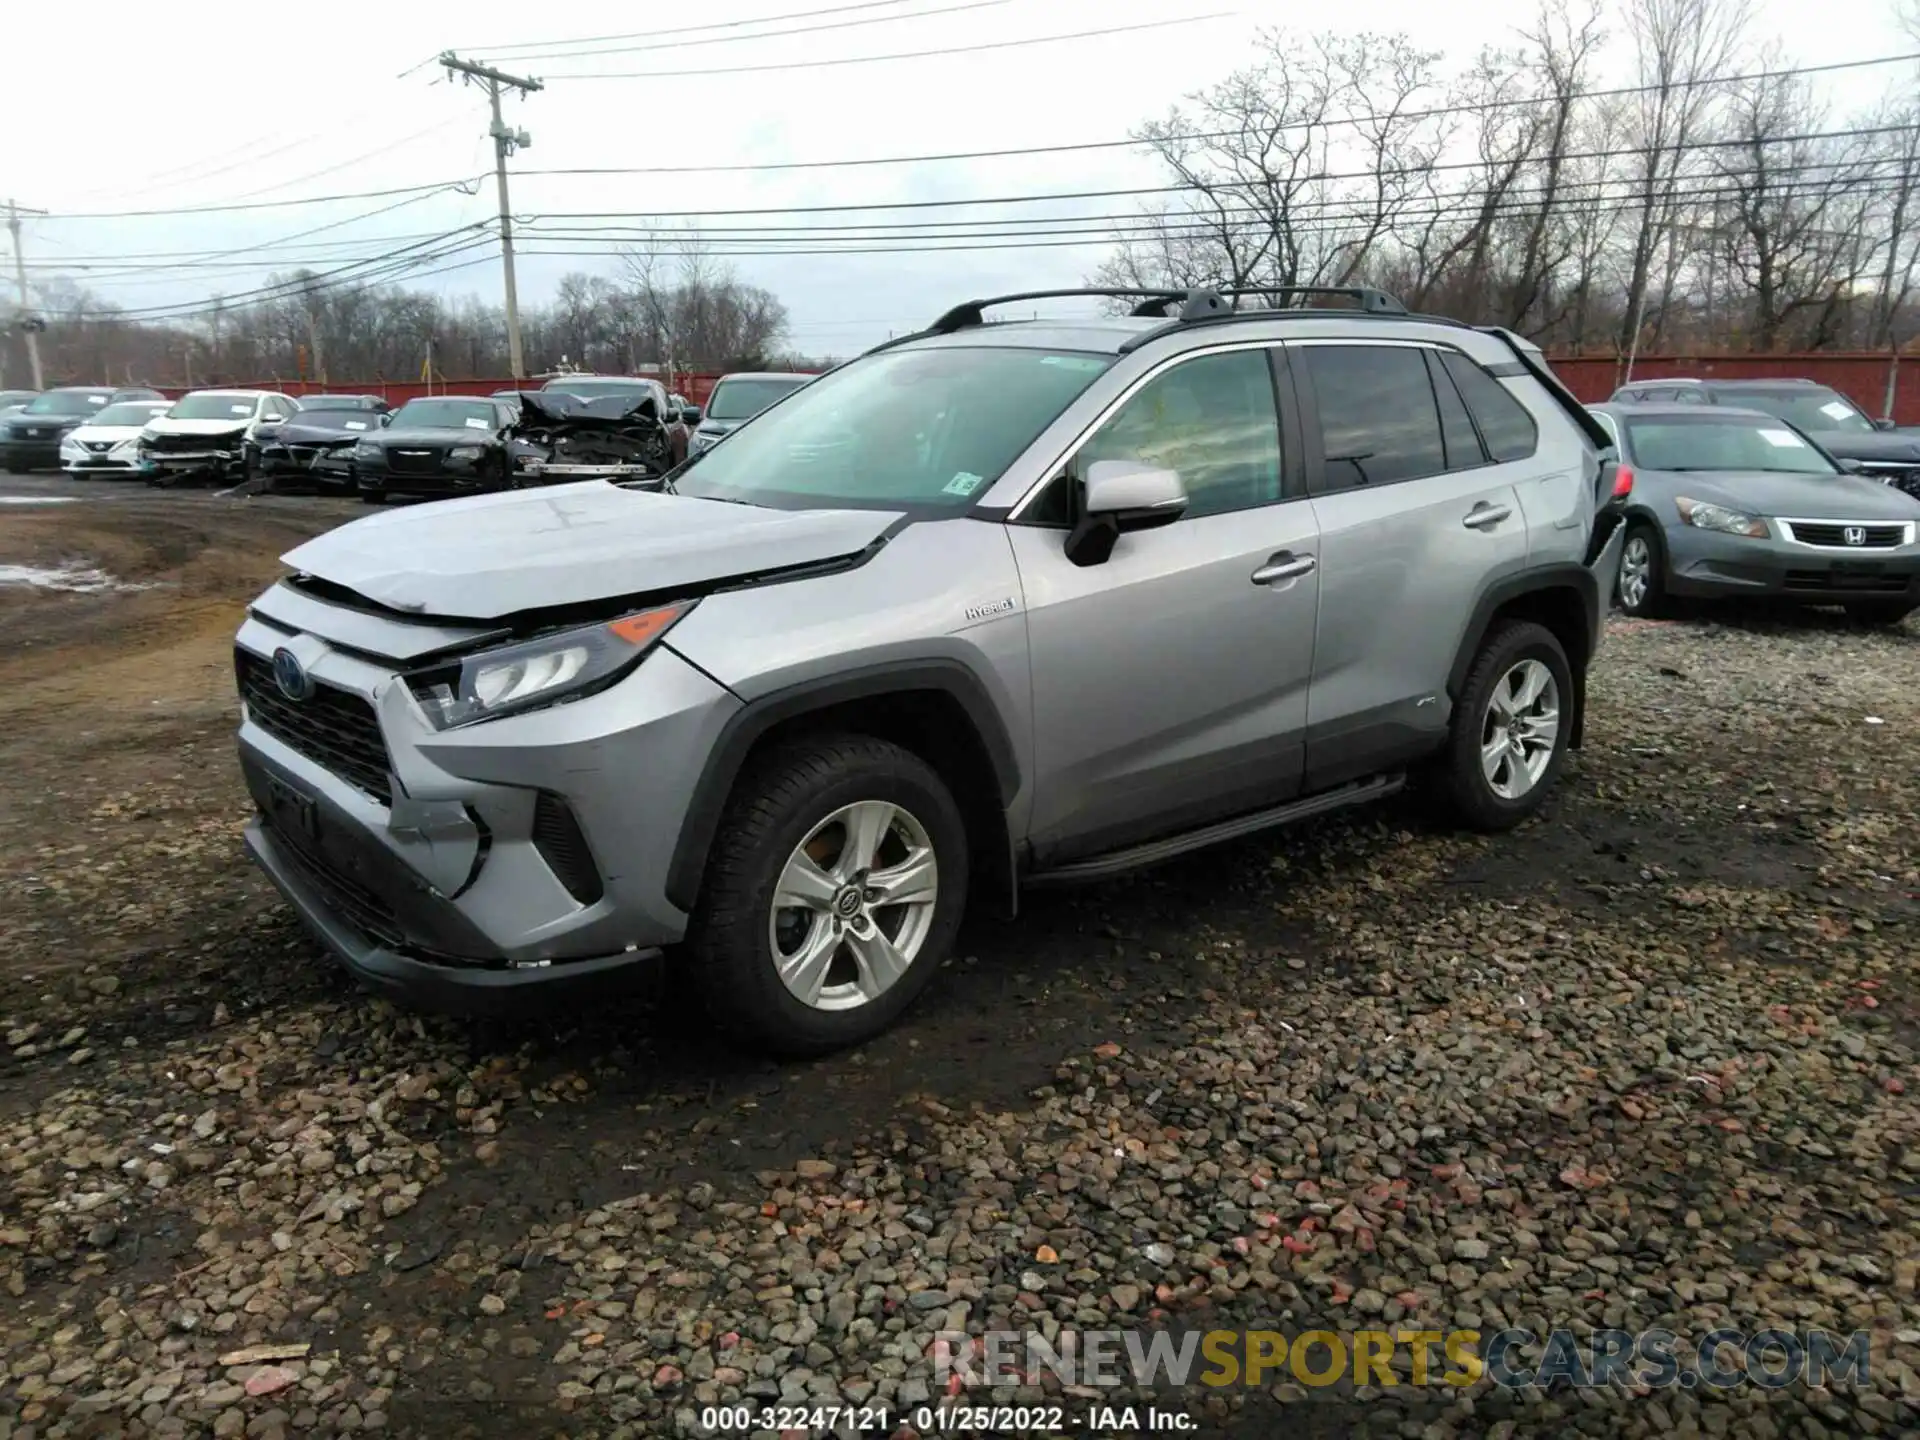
[[1611, 463, 1634, 499]]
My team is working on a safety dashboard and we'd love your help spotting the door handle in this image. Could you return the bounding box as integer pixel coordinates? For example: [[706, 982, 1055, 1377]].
[[1463, 503, 1512, 530], [1252, 553, 1317, 585]]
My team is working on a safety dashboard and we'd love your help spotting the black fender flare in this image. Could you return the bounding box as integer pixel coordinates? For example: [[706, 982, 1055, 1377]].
[[664, 659, 1022, 914], [1445, 564, 1602, 749]]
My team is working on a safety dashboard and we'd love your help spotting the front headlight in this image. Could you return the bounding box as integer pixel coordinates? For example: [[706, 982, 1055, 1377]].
[[447, 444, 486, 462], [353, 440, 382, 460], [60, 437, 85, 455], [405, 602, 694, 730], [110, 438, 139, 457], [1675, 496, 1769, 538]]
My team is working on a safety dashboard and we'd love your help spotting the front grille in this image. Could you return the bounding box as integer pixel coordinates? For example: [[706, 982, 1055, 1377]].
[[146, 430, 242, 455], [268, 817, 405, 948], [83, 441, 112, 453], [531, 792, 604, 905], [1783, 570, 1913, 593], [384, 447, 446, 475], [236, 649, 394, 805], [1785, 521, 1909, 548]]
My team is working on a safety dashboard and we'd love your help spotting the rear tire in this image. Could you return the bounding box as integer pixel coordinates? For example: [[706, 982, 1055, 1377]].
[[1434, 620, 1574, 832], [1615, 522, 1672, 617], [685, 733, 968, 1059], [1845, 600, 1916, 628]]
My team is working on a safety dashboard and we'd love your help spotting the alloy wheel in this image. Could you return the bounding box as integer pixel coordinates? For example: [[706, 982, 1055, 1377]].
[[767, 800, 939, 1011], [1479, 659, 1561, 801], [1618, 535, 1652, 610]]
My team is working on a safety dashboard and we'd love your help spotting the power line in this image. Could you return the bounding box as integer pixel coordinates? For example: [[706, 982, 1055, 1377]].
[[42, 177, 483, 223], [477, 0, 1012, 62], [543, 13, 1237, 79], [452, 0, 932, 56], [513, 52, 1920, 176]]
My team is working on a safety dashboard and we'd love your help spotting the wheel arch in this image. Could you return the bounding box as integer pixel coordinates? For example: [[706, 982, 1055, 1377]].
[[1446, 567, 1598, 750], [664, 660, 1022, 919]]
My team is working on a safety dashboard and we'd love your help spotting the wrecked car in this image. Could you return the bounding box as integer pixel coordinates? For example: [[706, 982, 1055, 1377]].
[[353, 391, 674, 503], [506, 388, 676, 485], [252, 394, 391, 491], [539, 375, 689, 467], [140, 389, 300, 486]]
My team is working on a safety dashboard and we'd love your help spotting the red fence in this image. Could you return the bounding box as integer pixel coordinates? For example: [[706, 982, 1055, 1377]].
[[149, 352, 1920, 423]]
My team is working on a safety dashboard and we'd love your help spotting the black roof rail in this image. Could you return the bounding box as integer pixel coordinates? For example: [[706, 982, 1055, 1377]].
[[1206, 285, 1408, 315], [926, 288, 1188, 335]]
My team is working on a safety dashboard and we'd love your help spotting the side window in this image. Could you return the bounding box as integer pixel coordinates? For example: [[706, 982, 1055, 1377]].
[[1425, 351, 1486, 470], [1073, 348, 1282, 520], [1674, 388, 1706, 405], [1303, 344, 1446, 491], [1441, 351, 1540, 462]]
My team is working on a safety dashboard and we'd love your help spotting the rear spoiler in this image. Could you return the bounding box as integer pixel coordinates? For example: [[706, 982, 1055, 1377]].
[[1476, 327, 1613, 453]]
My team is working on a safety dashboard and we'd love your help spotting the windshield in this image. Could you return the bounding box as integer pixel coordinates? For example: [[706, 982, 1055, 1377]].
[[706, 377, 807, 422], [672, 346, 1114, 510], [88, 403, 168, 427], [169, 394, 258, 421], [24, 390, 111, 416], [1732, 390, 1875, 434], [392, 399, 497, 430], [1625, 418, 1841, 475]]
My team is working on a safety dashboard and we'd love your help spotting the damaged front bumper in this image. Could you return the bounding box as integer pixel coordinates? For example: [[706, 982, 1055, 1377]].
[[140, 447, 245, 481], [232, 585, 742, 1013]]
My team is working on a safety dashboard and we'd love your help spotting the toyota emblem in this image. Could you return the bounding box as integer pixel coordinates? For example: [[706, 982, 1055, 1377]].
[[1843, 526, 1867, 546], [271, 647, 315, 702]]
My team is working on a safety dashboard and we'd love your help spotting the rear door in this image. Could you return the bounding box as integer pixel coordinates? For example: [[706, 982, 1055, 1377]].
[[1292, 340, 1532, 791]]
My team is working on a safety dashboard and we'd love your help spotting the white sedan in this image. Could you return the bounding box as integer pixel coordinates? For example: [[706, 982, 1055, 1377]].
[[59, 400, 176, 477]]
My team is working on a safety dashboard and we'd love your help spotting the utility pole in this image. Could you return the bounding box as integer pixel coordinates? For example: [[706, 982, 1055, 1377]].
[[5, 199, 49, 391], [440, 52, 542, 380]]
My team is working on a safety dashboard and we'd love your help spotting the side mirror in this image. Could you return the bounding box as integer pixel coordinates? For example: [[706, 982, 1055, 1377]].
[[1836, 456, 1864, 473], [1872, 417, 1896, 431], [378, 413, 392, 426], [1064, 460, 1188, 567], [681, 406, 701, 425]]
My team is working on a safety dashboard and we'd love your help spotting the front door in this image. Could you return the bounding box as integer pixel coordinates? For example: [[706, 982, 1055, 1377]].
[[1008, 345, 1321, 866]]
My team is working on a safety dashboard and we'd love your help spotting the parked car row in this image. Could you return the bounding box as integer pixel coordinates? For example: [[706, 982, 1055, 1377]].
[[1595, 380, 1920, 625], [0, 370, 815, 496]]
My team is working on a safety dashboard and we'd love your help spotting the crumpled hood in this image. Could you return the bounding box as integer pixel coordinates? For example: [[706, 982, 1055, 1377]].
[[277, 414, 381, 443], [147, 417, 251, 439], [280, 480, 902, 619], [1808, 430, 1920, 463], [1664, 470, 1920, 521]]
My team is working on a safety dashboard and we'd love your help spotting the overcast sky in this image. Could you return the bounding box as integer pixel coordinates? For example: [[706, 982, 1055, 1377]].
[[6, 0, 1916, 360]]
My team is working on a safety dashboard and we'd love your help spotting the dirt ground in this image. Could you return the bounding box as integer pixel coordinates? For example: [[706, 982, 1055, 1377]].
[[1, 473, 1917, 1440]]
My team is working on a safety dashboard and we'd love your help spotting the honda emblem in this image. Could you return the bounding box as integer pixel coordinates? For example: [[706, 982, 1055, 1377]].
[[1843, 526, 1867, 546]]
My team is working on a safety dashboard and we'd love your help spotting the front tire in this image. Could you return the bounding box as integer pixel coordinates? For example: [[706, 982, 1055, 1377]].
[[686, 734, 968, 1058], [1615, 522, 1671, 617], [1434, 620, 1574, 832], [1845, 600, 1916, 628]]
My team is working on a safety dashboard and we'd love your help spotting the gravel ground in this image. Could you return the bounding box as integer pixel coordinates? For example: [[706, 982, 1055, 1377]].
[[1, 478, 1917, 1439]]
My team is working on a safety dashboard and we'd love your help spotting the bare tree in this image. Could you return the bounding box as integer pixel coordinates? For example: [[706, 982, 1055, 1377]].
[[1614, 0, 1752, 358]]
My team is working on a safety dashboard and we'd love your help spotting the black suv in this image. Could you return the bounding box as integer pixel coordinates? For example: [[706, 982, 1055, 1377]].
[[1608, 379, 1920, 493], [0, 385, 168, 471]]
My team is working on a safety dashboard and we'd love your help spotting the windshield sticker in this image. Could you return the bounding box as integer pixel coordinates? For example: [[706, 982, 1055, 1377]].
[[88, 395, 108, 404], [230, 404, 252, 415], [464, 417, 490, 429], [345, 420, 368, 430], [1820, 401, 1855, 421], [1041, 356, 1108, 371], [1758, 429, 1805, 448], [943, 471, 986, 497]]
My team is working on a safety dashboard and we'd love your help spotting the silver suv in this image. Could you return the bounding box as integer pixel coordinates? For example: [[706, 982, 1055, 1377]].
[[233, 287, 1627, 1056]]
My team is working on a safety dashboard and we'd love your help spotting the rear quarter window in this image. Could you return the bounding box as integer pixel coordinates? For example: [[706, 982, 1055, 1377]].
[[1442, 351, 1540, 462]]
